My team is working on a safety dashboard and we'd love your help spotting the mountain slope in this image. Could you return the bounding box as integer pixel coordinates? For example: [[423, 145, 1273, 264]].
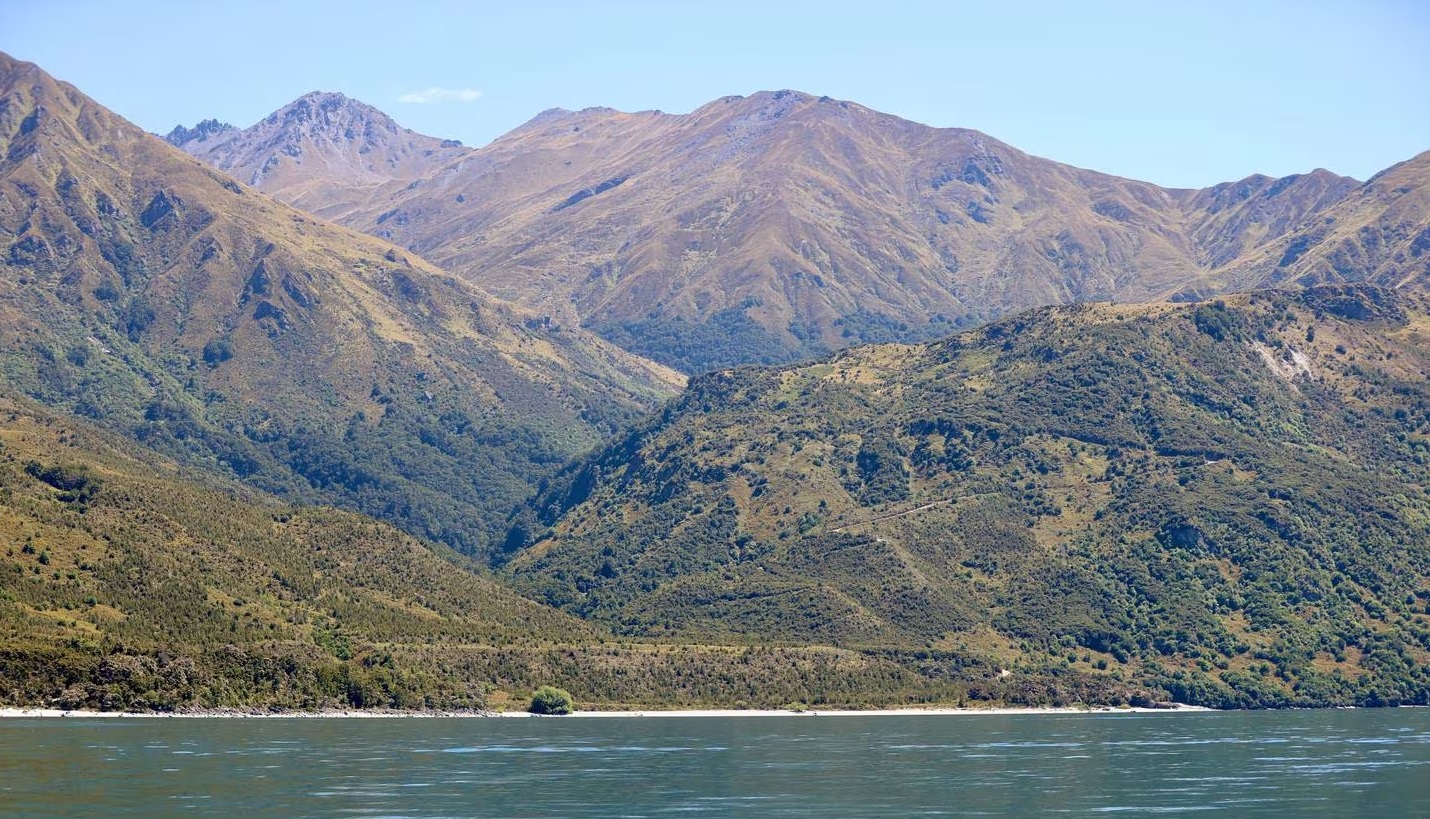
[[1178, 169, 1361, 272], [167, 92, 470, 221], [2, 394, 1097, 712], [0, 51, 681, 558], [0, 394, 596, 709], [354, 91, 1234, 369], [505, 285, 1430, 708]]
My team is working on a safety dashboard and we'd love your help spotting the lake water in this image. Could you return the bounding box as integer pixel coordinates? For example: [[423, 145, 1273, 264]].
[[1, 709, 1427, 817]]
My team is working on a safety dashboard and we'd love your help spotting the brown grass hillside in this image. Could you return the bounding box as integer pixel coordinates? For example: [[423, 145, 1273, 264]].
[[178, 89, 1429, 373]]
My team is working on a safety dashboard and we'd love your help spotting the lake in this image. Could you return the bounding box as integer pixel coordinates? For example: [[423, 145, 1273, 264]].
[[1, 709, 1427, 817]]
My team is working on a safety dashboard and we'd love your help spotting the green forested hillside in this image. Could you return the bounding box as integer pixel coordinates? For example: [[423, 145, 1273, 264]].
[[0, 397, 1035, 711], [507, 286, 1430, 707], [10, 395, 1114, 711]]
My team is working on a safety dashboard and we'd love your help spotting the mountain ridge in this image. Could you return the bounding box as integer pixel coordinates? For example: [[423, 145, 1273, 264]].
[[174, 87, 1427, 373]]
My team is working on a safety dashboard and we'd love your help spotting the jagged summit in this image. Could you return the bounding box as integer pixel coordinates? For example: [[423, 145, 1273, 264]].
[[252, 91, 432, 145], [163, 117, 235, 146], [168, 90, 470, 219]]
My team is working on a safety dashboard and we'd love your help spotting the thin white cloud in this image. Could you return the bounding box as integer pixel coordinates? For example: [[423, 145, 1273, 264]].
[[398, 87, 483, 104]]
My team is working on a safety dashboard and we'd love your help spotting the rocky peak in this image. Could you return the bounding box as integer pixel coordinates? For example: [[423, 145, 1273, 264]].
[[163, 118, 236, 146], [267, 91, 386, 134], [167, 91, 470, 219]]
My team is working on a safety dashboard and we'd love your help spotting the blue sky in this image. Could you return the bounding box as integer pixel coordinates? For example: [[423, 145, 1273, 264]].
[[3, 0, 1427, 187]]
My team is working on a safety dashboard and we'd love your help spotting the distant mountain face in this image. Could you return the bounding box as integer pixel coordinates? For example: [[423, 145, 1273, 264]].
[[1177, 169, 1364, 274], [319, 91, 1265, 367], [0, 52, 681, 558], [167, 91, 470, 221], [1190, 150, 1430, 296], [180, 89, 1429, 373], [504, 286, 1430, 708]]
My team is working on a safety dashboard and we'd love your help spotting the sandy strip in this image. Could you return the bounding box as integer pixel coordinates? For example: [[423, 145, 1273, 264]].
[[0, 705, 1212, 719]]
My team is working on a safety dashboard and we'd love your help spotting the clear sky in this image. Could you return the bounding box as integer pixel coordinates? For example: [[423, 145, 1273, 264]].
[[3, 0, 1427, 188]]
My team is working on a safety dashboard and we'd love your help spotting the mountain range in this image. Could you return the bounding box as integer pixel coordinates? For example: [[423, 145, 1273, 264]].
[[171, 90, 1430, 372], [4, 53, 992, 711], [2, 48, 1427, 710]]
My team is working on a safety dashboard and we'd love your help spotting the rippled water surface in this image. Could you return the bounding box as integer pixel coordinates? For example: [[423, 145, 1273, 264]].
[[2, 709, 1428, 817]]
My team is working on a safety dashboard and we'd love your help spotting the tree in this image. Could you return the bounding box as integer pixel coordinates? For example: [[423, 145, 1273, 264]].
[[528, 685, 574, 715]]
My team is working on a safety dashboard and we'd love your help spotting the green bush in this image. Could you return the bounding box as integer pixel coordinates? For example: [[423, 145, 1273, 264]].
[[528, 685, 574, 715]]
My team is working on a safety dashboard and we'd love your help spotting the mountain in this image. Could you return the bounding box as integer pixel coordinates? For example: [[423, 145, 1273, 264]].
[[167, 91, 470, 222], [504, 285, 1430, 708], [187, 89, 1422, 373], [0, 51, 681, 559], [1, 52, 1180, 713], [1182, 150, 1430, 297]]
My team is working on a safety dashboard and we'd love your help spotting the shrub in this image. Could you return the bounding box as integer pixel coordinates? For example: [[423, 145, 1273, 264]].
[[202, 338, 234, 367], [24, 461, 102, 505], [528, 685, 574, 715]]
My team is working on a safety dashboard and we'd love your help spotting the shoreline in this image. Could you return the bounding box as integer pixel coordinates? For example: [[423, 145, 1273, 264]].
[[0, 704, 1214, 719]]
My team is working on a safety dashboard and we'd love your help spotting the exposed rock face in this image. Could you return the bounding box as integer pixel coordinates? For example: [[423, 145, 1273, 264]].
[[163, 118, 235, 146]]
